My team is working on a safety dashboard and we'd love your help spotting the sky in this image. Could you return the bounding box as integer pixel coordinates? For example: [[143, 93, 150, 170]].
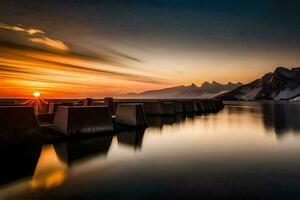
[[1, 0, 300, 98]]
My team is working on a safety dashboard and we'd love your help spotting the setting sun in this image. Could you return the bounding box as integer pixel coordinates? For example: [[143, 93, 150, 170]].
[[33, 91, 41, 98]]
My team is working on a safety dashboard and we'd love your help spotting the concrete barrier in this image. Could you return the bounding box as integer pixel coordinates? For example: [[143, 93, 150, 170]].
[[216, 100, 224, 110], [208, 101, 213, 111], [112, 99, 224, 115], [74, 101, 84, 106], [193, 102, 199, 113], [185, 101, 197, 113], [84, 98, 93, 106], [146, 115, 164, 127], [0, 106, 44, 144], [143, 101, 164, 115], [53, 106, 114, 135], [211, 101, 217, 111], [198, 100, 223, 113], [115, 103, 148, 127], [104, 97, 114, 114], [92, 101, 105, 106], [0, 101, 17, 106], [214, 100, 220, 109], [162, 102, 176, 115], [173, 101, 184, 113], [202, 101, 209, 112], [49, 102, 73, 114], [184, 101, 192, 113], [37, 113, 55, 124], [196, 101, 205, 113]]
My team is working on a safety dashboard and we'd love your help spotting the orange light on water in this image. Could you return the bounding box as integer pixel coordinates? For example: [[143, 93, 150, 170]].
[[30, 144, 68, 190], [33, 91, 41, 98]]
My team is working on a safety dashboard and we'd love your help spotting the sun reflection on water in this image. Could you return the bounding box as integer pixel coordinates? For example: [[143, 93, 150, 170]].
[[30, 144, 68, 190]]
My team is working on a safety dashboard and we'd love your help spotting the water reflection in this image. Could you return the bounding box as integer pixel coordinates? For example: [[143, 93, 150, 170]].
[[261, 102, 300, 136], [30, 145, 67, 190], [117, 129, 145, 151], [223, 102, 300, 137], [0, 135, 114, 199], [0, 145, 42, 187], [55, 135, 113, 165], [147, 114, 186, 130], [1, 102, 300, 199]]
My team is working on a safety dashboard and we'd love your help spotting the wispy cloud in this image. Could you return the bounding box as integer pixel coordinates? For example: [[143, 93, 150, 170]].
[[0, 23, 44, 35], [0, 41, 165, 98], [0, 22, 166, 98], [29, 37, 69, 51], [0, 22, 69, 51]]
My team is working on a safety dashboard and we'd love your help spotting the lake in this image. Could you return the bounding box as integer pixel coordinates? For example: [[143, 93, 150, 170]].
[[1, 101, 300, 199]]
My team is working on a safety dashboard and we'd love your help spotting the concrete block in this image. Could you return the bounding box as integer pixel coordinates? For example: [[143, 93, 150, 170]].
[[193, 102, 198, 112], [146, 116, 164, 127], [202, 101, 209, 112], [162, 102, 176, 115], [216, 100, 224, 109], [185, 101, 196, 113], [143, 101, 164, 115], [37, 113, 55, 124], [92, 101, 105, 106], [49, 102, 73, 114], [196, 101, 206, 113], [173, 101, 184, 113], [211, 101, 217, 111], [104, 97, 114, 114], [0, 101, 17, 106], [115, 103, 148, 126], [84, 98, 93, 106], [74, 101, 84, 106], [207, 101, 214, 111], [53, 106, 114, 135], [0, 106, 44, 144]]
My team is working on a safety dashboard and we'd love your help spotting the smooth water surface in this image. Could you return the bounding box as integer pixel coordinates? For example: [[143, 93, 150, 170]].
[[1, 102, 300, 199]]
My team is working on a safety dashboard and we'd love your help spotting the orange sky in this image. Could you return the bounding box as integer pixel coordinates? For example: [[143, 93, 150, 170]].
[[1, 19, 300, 98], [0, 23, 170, 98]]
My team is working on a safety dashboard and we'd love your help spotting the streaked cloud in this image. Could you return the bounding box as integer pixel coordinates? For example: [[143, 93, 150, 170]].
[[0, 21, 167, 98], [29, 37, 69, 51], [0, 22, 44, 35], [0, 41, 165, 98], [0, 22, 69, 51]]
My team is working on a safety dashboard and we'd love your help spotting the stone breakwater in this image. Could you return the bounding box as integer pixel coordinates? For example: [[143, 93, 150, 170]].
[[0, 98, 224, 144]]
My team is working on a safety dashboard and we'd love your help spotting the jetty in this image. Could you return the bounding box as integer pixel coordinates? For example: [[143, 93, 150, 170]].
[[0, 98, 224, 144]]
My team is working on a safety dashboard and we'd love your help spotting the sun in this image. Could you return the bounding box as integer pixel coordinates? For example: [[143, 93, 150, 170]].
[[33, 91, 41, 98]]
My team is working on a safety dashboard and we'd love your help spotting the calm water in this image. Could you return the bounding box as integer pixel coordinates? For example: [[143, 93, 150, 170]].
[[1, 102, 300, 199]]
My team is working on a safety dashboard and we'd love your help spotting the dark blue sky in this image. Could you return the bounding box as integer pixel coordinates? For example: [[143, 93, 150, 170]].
[[2, 0, 300, 49]]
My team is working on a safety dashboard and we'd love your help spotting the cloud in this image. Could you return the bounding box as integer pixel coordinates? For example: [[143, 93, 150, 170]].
[[0, 22, 44, 35], [29, 36, 69, 51], [0, 22, 69, 51], [0, 41, 165, 98]]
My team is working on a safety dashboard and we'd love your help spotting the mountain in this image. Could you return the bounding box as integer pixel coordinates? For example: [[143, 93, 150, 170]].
[[123, 81, 242, 99], [217, 67, 300, 101]]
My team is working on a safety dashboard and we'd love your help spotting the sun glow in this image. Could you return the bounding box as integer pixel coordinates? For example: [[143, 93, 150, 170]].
[[33, 91, 41, 98]]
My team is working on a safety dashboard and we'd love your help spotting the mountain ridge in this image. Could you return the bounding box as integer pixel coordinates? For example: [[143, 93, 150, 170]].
[[122, 81, 242, 99]]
